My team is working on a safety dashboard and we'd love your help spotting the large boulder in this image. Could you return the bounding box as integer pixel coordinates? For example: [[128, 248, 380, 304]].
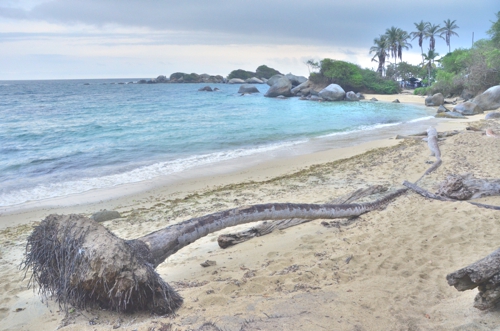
[[472, 85, 500, 111], [245, 77, 264, 84], [155, 75, 169, 83], [198, 86, 213, 92], [425, 93, 445, 107], [238, 84, 260, 94], [285, 73, 307, 87], [453, 102, 484, 115], [264, 77, 292, 98], [291, 80, 328, 96], [485, 112, 500, 119], [91, 210, 121, 223], [435, 112, 467, 119], [318, 84, 346, 101], [228, 78, 245, 84], [267, 74, 284, 86], [345, 91, 360, 101]]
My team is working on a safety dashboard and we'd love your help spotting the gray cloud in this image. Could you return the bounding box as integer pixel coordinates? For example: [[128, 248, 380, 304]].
[[2, 0, 498, 49]]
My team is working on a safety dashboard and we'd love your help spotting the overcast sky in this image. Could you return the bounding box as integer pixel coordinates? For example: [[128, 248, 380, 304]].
[[0, 0, 498, 80]]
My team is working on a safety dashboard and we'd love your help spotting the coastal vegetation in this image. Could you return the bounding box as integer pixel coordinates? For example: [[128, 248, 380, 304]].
[[227, 65, 281, 80], [310, 58, 399, 94], [370, 12, 499, 98]]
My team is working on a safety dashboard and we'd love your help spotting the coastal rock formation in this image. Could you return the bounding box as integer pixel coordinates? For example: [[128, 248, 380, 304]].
[[425, 93, 445, 107], [453, 102, 484, 115], [291, 80, 328, 97], [238, 84, 260, 94], [245, 77, 264, 84], [435, 111, 467, 119], [285, 73, 307, 87], [437, 105, 449, 113], [169, 73, 224, 84], [265, 77, 292, 98], [345, 91, 360, 101], [228, 78, 245, 84], [318, 84, 346, 101], [267, 74, 284, 86], [198, 86, 213, 92], [485, 112, 500, 119], [91, 210, 121, 223], [155, 75, 169, 83], [472, 85, 500, 111], [392, 99, 400, 103]]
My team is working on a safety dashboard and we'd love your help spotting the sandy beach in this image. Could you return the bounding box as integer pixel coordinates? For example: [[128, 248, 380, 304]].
[[2, 93, 500, 331]]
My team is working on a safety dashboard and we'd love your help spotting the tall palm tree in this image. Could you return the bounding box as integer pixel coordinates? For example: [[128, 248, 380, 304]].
[[439, 19, 459, 53], [410, 20, 429, 64], [396, 30, 412, 63], [422, 49, 440, 85], [425, 23, 443, 51], [385, 26, 400, 65], [370, 35, 389, 76]]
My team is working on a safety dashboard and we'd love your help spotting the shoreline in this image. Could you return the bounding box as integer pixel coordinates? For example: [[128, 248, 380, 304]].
[[1, 94, 498, 331], [0, 93, 433, 227]]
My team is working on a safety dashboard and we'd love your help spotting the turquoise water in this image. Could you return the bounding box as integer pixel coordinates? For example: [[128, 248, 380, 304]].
[[0, 79, 434, 207]]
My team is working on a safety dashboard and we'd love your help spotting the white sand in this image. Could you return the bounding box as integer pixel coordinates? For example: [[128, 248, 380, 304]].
[[1, 95, 500, 331]]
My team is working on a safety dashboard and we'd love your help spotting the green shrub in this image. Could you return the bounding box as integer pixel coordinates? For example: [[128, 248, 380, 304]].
[[255, 65, 281, 79], [320, 59, 363, 90], [359, 69, 399, 94], [227, 69, 256, 80], [413, 87, 430, 95]]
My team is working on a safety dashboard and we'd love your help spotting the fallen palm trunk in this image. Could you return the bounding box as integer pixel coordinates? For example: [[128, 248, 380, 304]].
[[447, 247, 500, 310], [217, 185, 387, 248], [23, 188, 406, 315]]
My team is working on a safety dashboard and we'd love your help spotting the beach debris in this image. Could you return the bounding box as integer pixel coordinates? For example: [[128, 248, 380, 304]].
[[486, 128, 500, 137], [447, 246, 500, 310], [345, 255, 353, 264], [217, 185, 387, 248], [23, 189, 407, 315], [200, 260, 216, 267]]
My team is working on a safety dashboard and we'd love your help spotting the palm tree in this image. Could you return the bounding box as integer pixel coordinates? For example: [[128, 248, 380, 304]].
[[396, 30, 412, 63], [385, 26, 400, 65], [439, 19, 459, 53], [422, 49, 440, 85], [370, 35, 389, 76], [425, 23, 443, 51], [410, 20, 429, 64]]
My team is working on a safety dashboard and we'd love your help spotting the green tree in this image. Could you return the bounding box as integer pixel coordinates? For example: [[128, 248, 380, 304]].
[[255, 65, 281, 79], [410, 20, 429, 64], [385, 27, 411, 68], [319, 59, 363, 89], [439, 19, 460, 53], [369, 35, 389, 76], [422, 49, 440, 85], [487, 11, 500, 45], [227, 69, 255, 80]]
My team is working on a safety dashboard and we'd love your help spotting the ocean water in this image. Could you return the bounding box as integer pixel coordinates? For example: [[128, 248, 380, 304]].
[[0, 79, 435, 208]]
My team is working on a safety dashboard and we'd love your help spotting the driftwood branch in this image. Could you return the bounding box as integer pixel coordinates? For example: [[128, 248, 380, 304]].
[[403, 179, 500, 211], [447, 247, 500, 310], [217, 185, 388, 249]]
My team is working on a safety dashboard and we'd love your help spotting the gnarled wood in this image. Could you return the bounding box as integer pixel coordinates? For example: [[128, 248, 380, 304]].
[[217, 185, 388, 249], [137, 187, 407, 267], [447, 247, 500, 310], [437, 174, 500, 200]]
